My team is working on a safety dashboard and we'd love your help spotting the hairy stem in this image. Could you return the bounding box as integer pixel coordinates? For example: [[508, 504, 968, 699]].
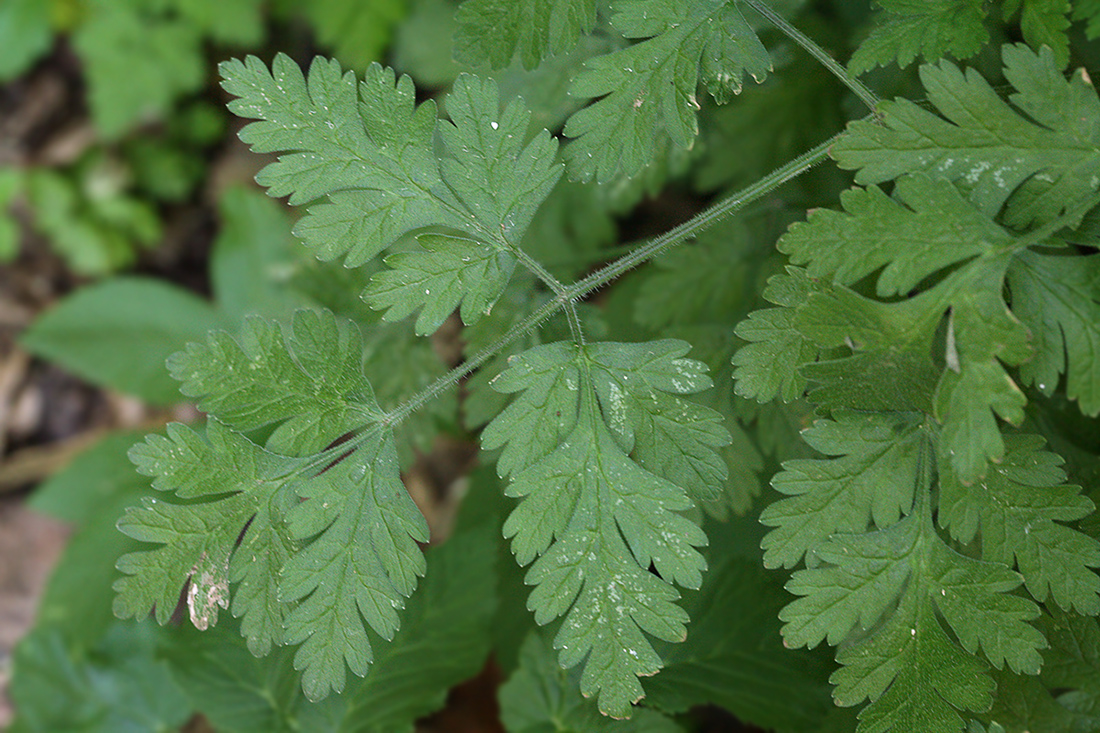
[[744, 0, 880, 112], [385, 130, 844, 426]]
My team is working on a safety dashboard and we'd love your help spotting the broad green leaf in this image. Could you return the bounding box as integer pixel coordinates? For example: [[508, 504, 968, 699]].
[[161, 621, 302, 733], [73, 0, 204, 138], [485, 340, 720, 717], [20, 277, 225, 405], [34, 480, 148, 650], [454, 0, 597, 69], [939, 435, 1100, 615], [29, 430, 149, 524], [211, 186, 299, 322], [9, 622, 191, 733], [834, 45, 1100, 229], [0, 0, 52, 81], [644, 552, 833, 731], [563, 0, 771, 182], [848, 0, 990, 74]]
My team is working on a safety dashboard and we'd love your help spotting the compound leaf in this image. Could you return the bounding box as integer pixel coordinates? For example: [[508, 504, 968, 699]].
[[438, 74, 563, 246], [221, 55, 441, 256], [117, 420, 295, 646], [564, 0, 771, 182], [485, 340, 723, 716], [834, 45, 1100, 229], [222, 56, 561, 332], [117, 309, 430, 703], [776, 174, 1037, 482]]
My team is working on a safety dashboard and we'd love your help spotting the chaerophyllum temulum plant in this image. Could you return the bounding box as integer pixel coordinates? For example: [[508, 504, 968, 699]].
[[111, 1, 1100, 730]]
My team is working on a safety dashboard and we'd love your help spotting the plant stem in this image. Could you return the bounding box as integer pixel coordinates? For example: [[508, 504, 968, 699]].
[[385, 130, 843, 426], [566, 132, 839, 296], [744, 0, 880, 112]]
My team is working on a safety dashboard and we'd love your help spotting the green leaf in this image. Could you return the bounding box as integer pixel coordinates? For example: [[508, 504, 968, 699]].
[[25, 165, 161, 275], [29, 430, 150, 524], [1008, 251, 1100, 416], [10, 622, 192, 733], [211, 186, 300, 323], [761, 411, 926, 570], [298, 519, 496, 732], [280, 426, 429, 701], [368, 233, 514, 335], [848, 0, 990, 74], [454, 0, 597, 69], [776, 174, 1035, 481], [939, 435, 1100, 615], [484, 340, 720, 717], [222, 56, 561, 332], [643, 551, 833, 731], [117, 421, 295, 642], [0, 0, 52, 81], [1073, 0, 1100, 38], [834, 45, 1100, 229], [20, 277, 225, 405], [437, 74, 563, 246], [300, 0, 408, 71], [732, 267, 823, 404], [73, 0, 204, 138], [221, 55, 439, 245], [163, 511, 495, 733], [563, 0, 771, 182], [174, 0, 265, 44], [500, 632, 684, 733], [118, 309, 432, 701], [1004, 0, 1072, 68], [168, 309, 378, 454], [763, 412, 1072, 732]]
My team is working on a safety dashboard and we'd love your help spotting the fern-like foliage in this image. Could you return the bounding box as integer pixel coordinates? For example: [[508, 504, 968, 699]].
[[220, 54, 561, 334], [483, 340, 728, 716], [116, 310, 429, 701], [735, 44, 1100, 731], [563, 0, 771, 182]]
